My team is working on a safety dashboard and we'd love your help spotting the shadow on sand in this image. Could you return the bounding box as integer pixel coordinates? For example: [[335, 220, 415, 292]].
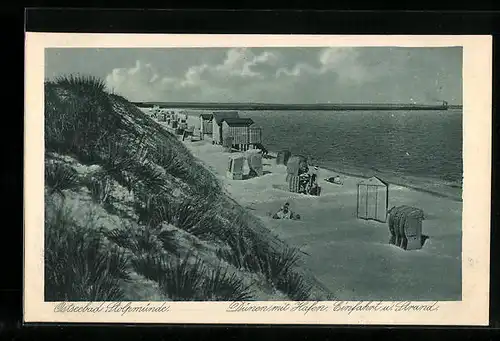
[[242, 170, 272, 180]]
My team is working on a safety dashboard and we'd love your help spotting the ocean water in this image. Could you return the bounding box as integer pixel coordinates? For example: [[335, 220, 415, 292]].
[[186, 109, 463, 197]]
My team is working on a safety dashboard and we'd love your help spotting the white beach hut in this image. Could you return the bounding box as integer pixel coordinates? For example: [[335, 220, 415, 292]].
[[246, 149, 263, 177], [199, 113, 213, 139], [226, 154, 246, 180], [212, 111, 240, 145], [356, 176, 389, 223]]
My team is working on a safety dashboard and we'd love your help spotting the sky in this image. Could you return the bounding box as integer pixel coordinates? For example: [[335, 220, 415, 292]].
[[45, 47, 463, 105]]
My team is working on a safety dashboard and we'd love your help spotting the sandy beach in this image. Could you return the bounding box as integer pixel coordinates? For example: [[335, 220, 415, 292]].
[[151, 113, 463, 301]]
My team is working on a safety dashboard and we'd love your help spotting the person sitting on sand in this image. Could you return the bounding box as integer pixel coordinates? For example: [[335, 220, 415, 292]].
[[273, 202, 292, 219], [272, 202, 302, 220]]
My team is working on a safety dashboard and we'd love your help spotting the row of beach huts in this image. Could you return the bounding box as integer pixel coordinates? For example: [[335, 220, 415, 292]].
[[147, 106, 263, 151], [200, 111, 263, 152]]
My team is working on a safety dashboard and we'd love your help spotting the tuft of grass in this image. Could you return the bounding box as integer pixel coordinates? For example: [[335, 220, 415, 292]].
[[153, 143, 189, 179], [169, 199, 206, 232], [85, 172, 114, 204], [99, 138, 137, 176], [157, 229, 181, 256], [217, 229, 252, 271], [135, 195, 173, 229], [214, 212, 271, 273], [187, 213, 227, 240], [103, 221, 176, 257], [258, 247, 313, 301], [54, 74, 107, 95], [44, 75, 121, 163], [131, 254, 168, 282], [45, 201, 130, 301], [133, 253, 253, 302], [134, 194, 218, 238], [200, 264, 253, 301], [138, 165, 169, 195], [216, 230, 311, 300], [276, 270, 312, 301], [158, 253, 207, 301], [112, 169, 135, 195], [45, 161, 80, 195], [260, 246, 302, 282]]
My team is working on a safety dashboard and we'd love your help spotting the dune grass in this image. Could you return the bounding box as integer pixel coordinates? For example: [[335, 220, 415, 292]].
[[276, 270, 312, 301], [153, 142, 190, 180], [134, 194, 222, 240], [104, 218, 180, 257], [45, 75, 132, 168], [201, 263, 253, 301], [158, 254, 207, 301], [45, 161, 81, 195], [216, 223, 311, 300], [54, 74, 108, 95], [131, 254, 169, 283], [85, 171, 115, 205], [45, 199, 131, 301]]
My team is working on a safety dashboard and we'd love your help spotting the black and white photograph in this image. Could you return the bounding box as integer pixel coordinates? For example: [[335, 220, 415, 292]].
[[24, 34, 491, 325]]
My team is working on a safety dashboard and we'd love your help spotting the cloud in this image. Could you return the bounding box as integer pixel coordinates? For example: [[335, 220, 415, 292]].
[[274, 47, 370, 84], [105, 47, 462, 104], [106, 48, 283, 102]]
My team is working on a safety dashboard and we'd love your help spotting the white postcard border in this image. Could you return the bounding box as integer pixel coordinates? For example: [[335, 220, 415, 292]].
[[24, 33, 492, 325]]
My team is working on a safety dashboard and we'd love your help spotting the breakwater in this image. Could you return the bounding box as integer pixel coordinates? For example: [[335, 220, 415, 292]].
[[133, 102, 456, 111]]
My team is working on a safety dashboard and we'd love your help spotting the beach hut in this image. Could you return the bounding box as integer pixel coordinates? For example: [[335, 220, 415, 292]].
[[276, 150, 291, 166], [178, 112, 188, 122], [199, 113, 213, 139], [249, 127, 263, 147], [182, 126, 195, 141], [286, 156, 310, 193], [357, 176, 389, 223], [387, 205, 425, 250], [222, 118, 255, 151], [246, 150, 263, 177], [226, 154, 246, 180], [286, 155, 309, 180], [212, 111, 240, 145]]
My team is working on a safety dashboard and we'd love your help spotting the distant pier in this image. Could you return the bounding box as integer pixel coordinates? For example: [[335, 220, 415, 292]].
[[133, 102, 459, 111]]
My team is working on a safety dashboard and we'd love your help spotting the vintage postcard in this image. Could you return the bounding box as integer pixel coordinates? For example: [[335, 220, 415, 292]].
[[24, 33, 492, 325]]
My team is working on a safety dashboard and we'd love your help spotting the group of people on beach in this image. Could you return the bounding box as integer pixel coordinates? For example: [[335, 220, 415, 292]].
[[296, 165, 321, 196]]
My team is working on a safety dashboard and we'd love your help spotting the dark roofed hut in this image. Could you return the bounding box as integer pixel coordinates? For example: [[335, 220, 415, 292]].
[[199, 113, 213, 140], [212, 111, 240, 145], [222, 118, 255, 151]]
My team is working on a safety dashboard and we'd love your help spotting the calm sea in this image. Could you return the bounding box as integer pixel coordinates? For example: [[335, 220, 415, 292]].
[[186, 109, 463, 196]]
